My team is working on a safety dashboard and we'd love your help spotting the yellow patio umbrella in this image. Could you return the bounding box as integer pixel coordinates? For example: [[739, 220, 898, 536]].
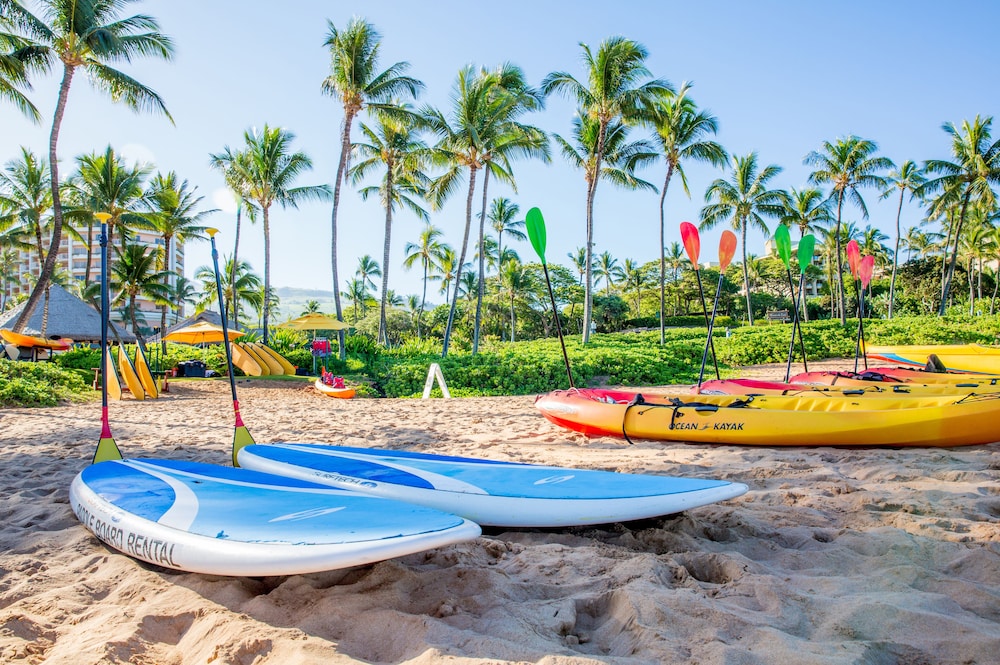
[[277, 313, 351, 331], [163, 320, 243, 344]]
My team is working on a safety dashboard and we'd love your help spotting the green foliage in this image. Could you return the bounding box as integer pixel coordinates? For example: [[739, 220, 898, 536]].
[[0, 359, 90, 406], [54, 347, 102, 370], [624, 315, 735, 329]]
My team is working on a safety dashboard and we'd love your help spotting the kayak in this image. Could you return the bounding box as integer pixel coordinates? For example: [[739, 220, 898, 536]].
[[315, 379, 356, 399], [534, 387, 1000, 447], [865, 343, 1000, 374], [792, 368, 1000, 387], [696, 377, 991, 397], [1, 328, 72, 351]]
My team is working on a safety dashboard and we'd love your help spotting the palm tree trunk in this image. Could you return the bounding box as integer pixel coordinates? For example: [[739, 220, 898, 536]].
[[888, 189, 904, 319], [262, 206, 271, 344], [378, 169, 394, 347], [939, 190, 971, 315], [658, 164, 674, 345], [418, 258, 428, 339], [741, 220, 753, 325], [442, 167, 478, 357], [84, 222, 94, 286], [833, 191, 847, 325], [331, 111, 356, 360], [510, 292, 516, 342], [160, 235, 171, 354], [472, 167, 491, 355], [582, 121, 610, 345], [13, 64, 75, 334]]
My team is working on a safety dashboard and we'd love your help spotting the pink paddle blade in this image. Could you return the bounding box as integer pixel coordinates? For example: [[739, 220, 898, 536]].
[[846, 239, 861, 278], [859, 255, 875, 288], [719, 231, 738, 270], [680, 222, 701, 265]]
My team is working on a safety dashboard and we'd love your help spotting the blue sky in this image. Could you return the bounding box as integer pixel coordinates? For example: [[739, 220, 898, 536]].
[[4, 0, 998, 309]]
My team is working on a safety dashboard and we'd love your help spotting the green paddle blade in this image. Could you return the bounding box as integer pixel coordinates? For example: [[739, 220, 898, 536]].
[[774, 225, 792, 269], [525, 207, 547, 264], [797, 234, 816, 274]]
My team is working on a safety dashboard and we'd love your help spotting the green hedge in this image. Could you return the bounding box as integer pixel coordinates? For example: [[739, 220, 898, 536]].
[[0, 359, 90, 407]]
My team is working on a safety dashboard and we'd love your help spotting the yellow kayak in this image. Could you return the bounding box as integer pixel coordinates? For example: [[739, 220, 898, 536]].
[[255, 344, 296, 374], [231, 343, 264, 376], [1, 328, 72, 350], [534, 388, 1000, 447], [865, 344, 1000, 374], [696, 378, 992, 397]]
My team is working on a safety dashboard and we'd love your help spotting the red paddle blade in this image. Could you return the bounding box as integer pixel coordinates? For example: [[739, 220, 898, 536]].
[[680, 222, 701, 265], [846, 240, 861, 278], [719, 231, 738, 270], [860, 255, 875, 288]]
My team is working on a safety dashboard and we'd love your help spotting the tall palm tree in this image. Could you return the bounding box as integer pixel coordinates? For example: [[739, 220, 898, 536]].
[[552, 113, 657, 334], [594, 250, 624, 294], [879, 160, 926, 318], [146, 171, 213, 350], [804, 136, 891, 323], [487, 197, 525, 272], [4, 0, 174, 333], [648, 82, 727, 342], [355, 254, 382, 303], [921, 116, 1000, 314], [209, 145, 259, 328], [0, 147, 51, 282], [322, 17, 422, 358], [402, 223, 447, 337], [226, 125, 330, 343], [111, 242, 171, 347], [194, 257, 262, 323], [498, 258, 535, 342], [700, 152, 786, 325], [542, 36, 671, 344], [350, 109, 431, 345], [778, 187, 832, 321], [425, 63, 549, 355]]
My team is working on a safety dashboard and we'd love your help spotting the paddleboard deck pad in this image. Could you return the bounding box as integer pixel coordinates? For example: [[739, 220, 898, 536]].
[[70, 458, 480, 576], [238, 444, 749, 527]]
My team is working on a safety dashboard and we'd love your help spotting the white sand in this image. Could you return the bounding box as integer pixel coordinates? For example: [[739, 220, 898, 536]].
[[1, 363, 998, 664]]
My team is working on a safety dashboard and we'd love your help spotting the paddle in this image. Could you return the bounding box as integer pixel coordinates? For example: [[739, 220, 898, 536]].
[[206, 228, 255, 465], [680, 222, 719, 379], [93, 213, 122, 463], [794, 234, 816, 375], [858, 255, 875, 371], [526, 207, 574, 388], [774, 226, 811, 381], [846, 239, 864, 372], [697, 231, 738, 392]]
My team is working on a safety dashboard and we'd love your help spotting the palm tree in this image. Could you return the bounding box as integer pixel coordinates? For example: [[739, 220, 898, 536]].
[[341, 277, 370, 321], [700, 152, 786, 325], [595, 251, 624, 295], [424, 63, 549, 355], [648, 82, 727, 342], [111, 242, 171, 347], [0, 26, 46, 122], [355, 254, 382, 303], [542, 36, 672, 344], [350, 109, 431, 345], [877, 160, 925, 318], [664, 241, 685, 315], [195, 257, 263, 324], [4, 0, 174, 333], [209, 145, 260, 327], [921, 116, 1000, 314], [402, 223, 447, 337], [146, 171, 213, 350], [621, 258, 648, 316], [498, 259, 536, 342], [804, 136, 891, 323], [0, 147, 51, 282], [322, 17, 422, 358], [227, 125, 330, 343], [487, 197, 525, 272], [437, 246, 461, 306], [552, 113, 658, 334]]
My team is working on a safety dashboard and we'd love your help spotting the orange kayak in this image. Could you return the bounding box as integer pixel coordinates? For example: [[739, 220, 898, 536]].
[[315, 379, 356, 399], [791, 368, 1000, 387], [1, 329, 72, 350], [697, 377, 990, 396], [534, 387, 1000, 447]]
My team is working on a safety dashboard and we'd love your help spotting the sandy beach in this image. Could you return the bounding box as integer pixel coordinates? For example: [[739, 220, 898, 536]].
[[1, 362, 999, 664]]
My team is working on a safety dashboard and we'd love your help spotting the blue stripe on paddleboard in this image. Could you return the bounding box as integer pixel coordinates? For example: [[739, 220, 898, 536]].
[[80, 459, 471, 545], [258, 444, 733, 500]]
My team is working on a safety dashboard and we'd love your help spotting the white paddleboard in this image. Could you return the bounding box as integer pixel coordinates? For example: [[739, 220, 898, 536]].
[[70, 458, 480, 576], [238, 444, 749, 527]]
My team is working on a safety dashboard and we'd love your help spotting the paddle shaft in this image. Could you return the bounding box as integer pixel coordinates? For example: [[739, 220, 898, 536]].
[[782, 269, 809, 382], [99, 224, 111, 436], [852, 278, 868, 372], [693, 269, 720, 380], [208, 235, 242, 409], [697, 273, 726, 390], [541, 262, 574, 389]]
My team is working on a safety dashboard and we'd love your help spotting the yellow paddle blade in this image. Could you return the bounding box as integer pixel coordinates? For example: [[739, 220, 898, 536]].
[[94, 436, 122, 463], [232, 426, 255, 467]]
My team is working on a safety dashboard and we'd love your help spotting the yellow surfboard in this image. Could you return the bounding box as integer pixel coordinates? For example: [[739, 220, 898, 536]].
[[257, 344, 297, 375], [117, 345, 145, 400], [105, 346, 123, 401], [231, 343, 264, 376], [249, 343, 284, 374], [239, 343, 272, 376], [133, 345, 159, 398]]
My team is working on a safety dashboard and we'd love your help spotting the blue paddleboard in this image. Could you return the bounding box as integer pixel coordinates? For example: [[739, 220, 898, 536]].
[[238, 444, 749, 527], [70, 458, 480, 576]]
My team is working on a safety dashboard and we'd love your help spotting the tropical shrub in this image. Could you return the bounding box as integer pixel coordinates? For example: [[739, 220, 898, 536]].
[[0, 359, 90, 406]]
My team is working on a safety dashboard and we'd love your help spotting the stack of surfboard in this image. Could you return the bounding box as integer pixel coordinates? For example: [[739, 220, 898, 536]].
[[230, 342, 296, 376]]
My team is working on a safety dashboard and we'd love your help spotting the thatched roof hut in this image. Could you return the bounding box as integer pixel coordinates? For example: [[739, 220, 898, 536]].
[[0, 284, 137, 343]]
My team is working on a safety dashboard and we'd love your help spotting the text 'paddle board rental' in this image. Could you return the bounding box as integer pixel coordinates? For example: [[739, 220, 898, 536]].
[[237, 443, 748, 527], [70, 458, 480, 576]]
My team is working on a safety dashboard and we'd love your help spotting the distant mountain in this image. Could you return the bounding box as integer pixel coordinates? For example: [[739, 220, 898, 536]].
[[275, 286, 335, 300]]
